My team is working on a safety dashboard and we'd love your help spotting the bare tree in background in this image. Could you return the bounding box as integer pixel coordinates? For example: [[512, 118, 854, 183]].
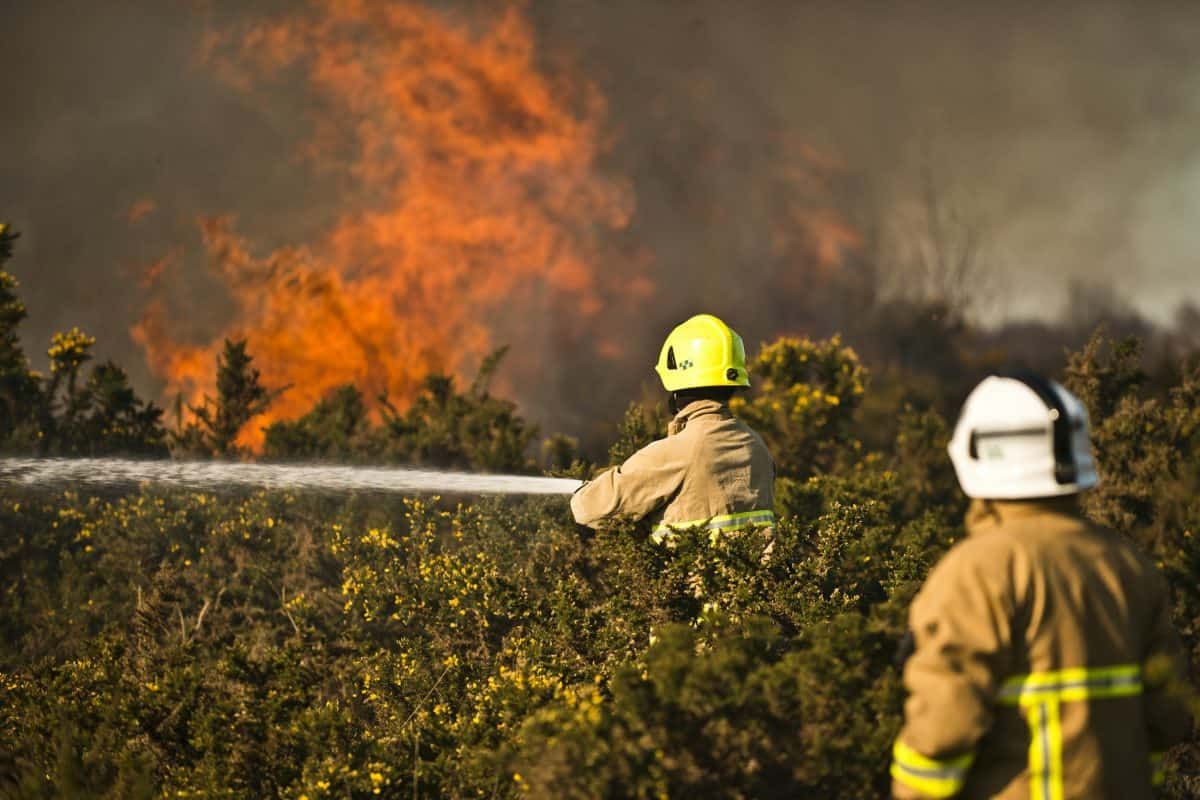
[[882, 157, 999, 326]]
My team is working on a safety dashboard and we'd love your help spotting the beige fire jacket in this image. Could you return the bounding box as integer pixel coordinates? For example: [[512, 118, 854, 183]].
[[570, 399, 775, 539], [892, 497, 1191, 800]]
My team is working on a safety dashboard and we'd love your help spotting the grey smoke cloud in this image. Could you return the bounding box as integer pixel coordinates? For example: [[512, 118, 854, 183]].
[[3, 0, 1199, 438], [535, 0, 1200, 323]]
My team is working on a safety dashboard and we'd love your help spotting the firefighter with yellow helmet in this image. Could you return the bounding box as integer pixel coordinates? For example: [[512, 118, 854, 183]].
[[571, 314, 775, 541], [892, 372, 1191, 799]]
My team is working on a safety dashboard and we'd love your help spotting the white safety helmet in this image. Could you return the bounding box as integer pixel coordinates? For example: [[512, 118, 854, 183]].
[[948, 373, 1099, 499]]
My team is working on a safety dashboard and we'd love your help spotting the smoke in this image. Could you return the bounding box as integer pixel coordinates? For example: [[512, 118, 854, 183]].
[[534, 0, 1200, 323], [4, 0, 1200, 444]]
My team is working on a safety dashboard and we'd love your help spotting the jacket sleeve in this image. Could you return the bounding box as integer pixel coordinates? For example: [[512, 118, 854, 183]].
[[892, 541, 1017, 799], [570, 437, 690, 528], [1142, 567, 1192, 779]]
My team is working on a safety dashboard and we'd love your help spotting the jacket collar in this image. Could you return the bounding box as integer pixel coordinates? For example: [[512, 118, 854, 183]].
[[668, 399, 730, 435], [965, 495, 1083, 536]]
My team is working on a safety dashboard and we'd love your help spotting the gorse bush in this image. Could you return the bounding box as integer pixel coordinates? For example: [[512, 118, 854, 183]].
[[0, 483, 938, 798], [732, 335, 867, 480], [0, 223, 1198, 797]]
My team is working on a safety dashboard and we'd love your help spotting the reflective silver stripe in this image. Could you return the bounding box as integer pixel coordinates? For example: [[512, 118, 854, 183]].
[[893, 760, 971, 781], [1035, 702, 1051, 800], [651, 510, 775, 538]]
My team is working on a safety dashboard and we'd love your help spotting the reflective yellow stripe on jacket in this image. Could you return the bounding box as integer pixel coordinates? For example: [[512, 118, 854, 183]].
[[893, 665, 1149, 799], [998, 665, 1142, 800], [996, 664, 1142, 705], [650, 509, 775, 543], [890, 741, 974, 799]]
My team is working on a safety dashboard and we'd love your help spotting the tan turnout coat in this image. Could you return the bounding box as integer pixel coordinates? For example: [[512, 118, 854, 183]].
[[570, 399, 775, 538], [892, 497, 1191, 800]]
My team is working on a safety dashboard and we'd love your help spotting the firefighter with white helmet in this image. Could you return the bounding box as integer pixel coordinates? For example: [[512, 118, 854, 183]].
[[892, 372, 1191, 799], [571, 314, 775, 542]]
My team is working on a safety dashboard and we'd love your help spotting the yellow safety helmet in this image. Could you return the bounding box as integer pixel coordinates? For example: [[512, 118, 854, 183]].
[[655, 314, 751, 392]]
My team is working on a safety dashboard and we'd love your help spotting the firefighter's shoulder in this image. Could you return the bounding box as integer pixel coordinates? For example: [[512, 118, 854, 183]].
[[621, 431, 696, 469], [915, 525, 1030, 614], [933, 520, 1026, 573]]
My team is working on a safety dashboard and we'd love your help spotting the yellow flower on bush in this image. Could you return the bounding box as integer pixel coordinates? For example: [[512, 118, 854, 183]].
[[734, 335, 868, 478], [47, 327, 95, 373]]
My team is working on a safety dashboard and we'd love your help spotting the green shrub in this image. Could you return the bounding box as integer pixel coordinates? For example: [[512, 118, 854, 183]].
[[732, 335, 867, 479], [0, 229, 1196, 799]]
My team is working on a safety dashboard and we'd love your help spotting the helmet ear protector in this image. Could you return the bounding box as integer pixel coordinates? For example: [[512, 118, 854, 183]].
[[968, 370, 1079, 486]]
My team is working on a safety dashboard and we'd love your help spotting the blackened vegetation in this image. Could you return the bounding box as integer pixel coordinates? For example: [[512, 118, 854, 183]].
[[1, 225, 1198, 797], [175, 340, 280, 458]]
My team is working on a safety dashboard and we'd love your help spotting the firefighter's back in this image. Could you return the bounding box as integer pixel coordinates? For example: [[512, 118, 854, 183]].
[[656, 403, 775, 532], [892, 374, 1189, 800], [965, 499, 1169, 798]]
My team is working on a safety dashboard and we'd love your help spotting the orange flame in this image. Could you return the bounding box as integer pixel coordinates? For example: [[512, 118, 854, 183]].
[[797, 208, 862, 273], [125, 198, 158, 225], [136, 1, 635, 448], [771, 144, 864, 277]]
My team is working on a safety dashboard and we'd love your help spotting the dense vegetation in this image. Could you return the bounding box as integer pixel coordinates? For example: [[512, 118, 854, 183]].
[[1, 221, 1198, 798]]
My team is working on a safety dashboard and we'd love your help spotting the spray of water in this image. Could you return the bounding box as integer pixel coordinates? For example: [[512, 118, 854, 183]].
[[0, 458, 582, 496]]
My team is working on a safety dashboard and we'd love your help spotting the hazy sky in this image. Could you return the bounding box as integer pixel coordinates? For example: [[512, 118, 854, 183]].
[[4, 0, 1200, 398]]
